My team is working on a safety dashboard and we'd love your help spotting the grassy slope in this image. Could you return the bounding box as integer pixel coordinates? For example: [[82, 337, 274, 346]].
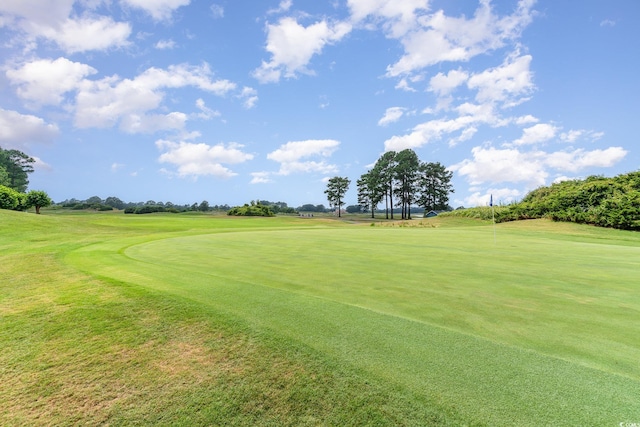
[[1, 211, 459, 426], [2, 210, 640, 425]]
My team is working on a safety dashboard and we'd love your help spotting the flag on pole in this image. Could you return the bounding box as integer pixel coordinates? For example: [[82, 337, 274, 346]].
[[489, 194, 493, 207]]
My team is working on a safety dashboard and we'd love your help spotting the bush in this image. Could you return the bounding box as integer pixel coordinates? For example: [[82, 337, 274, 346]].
[[228, 203, 275, 217], [0, 185, 21, 210]]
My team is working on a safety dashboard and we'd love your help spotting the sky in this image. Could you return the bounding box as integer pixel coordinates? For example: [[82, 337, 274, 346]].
[[1, 0, 638, 208]]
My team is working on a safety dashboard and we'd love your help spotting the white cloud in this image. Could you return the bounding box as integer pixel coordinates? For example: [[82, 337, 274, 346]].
[[514, 114, 538, 125], [74, 63, 236, 130], [451, 145, 548, 187], [37, 16, 131, 53], [429, 68, 469, 96], [0, 0, 75, 28], [253, 17, 352, 83], [210, 4, 224, 19], [544, 147, 627, 172], [193, 99, 220, 120], [120, 112, 188, 133], [155, 39, 176, 49], [267, 139, 340, 175], [250, 171, 273, 184], [121, 0, 190, 21], [512, 123, 558, 146], [348, 0, 429, 38], [560, 129, 604, 143], [239, 87, 258, 109], [385, 0, 536, 76], [467, 52, 534, 107], [0, 109, 59, 150], [378, 107, 405, 126], [268, 0, 292, 15], [156, 140, 253, 178], [600, 19, 616, 27], [451, 145, 628, 188], [464, 187, 522, 207], [6, 57, 97, 107], [384, 102, 499, 151]]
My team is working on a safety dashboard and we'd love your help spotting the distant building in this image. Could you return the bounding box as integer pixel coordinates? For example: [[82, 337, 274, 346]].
[[424, 210, 438, 218]]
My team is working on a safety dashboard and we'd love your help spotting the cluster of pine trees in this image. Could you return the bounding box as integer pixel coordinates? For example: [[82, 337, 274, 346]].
[[356, 149, 454, 219]]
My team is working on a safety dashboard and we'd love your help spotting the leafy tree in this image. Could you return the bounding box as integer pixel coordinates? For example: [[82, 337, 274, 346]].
[[25, 190, 52, 214], [0, 185, 22, 210], [417, 161, 454, 212], [346, 204, 362, 213], [0, 148, 35, 192], [324, 176, 351, 217], [228, 203, 274, 216]]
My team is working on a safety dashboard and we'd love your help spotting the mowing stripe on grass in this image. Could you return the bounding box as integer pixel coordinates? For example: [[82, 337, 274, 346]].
[[66, 221, 640, 426]]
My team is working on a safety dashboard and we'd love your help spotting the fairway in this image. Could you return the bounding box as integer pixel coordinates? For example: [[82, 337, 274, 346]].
[[3, 211, 640, 425]]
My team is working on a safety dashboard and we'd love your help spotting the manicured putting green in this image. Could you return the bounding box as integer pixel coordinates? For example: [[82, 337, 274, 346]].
[[69, 219, 640, 425]]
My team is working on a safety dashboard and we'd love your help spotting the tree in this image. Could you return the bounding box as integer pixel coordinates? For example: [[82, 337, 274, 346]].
[[198, 200, 210, 212], [357, 170, 384, 218], [0, 148, 35, 192], [324, 176, 350, 217], [105, 196, 126, 210], [417, 162, 454, 212], [372, 151, 397, 219], [0, 185, 22, 210], [393, 149, 420, 219], [0, 165, 10, 187], [25, 190, 52, 214]]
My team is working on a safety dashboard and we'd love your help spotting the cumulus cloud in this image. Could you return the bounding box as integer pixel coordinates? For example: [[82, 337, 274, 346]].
[[253, 17, 352, 83], [384, 102, 499, 151], [467, 52, 534, 107], [384, 0, 536, 76], [348, 0, 429, 38], [0, 0, 132, 53], [156, 139, 253, 178], [378, 107, 405, 126], [239, 87, 258, 109], [267, 139, 340, 175], [429, 68, 469, 96], [450, 145, 628, 188], [0, 109, 59, 150], [6, 57, 97, 107], [74, 63, 236, 130], [512, 123, 558, 146]]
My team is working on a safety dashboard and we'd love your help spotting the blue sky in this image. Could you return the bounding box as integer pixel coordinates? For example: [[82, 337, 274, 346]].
[[1, 0, 638, 208]]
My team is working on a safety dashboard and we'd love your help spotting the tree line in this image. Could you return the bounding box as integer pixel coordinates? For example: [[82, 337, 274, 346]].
[[0, 147, 51, 214], [325, 149, 454, 218], [500, 172, 640, 230]]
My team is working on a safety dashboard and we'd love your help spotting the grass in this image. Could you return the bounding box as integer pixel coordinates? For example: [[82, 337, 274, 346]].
[[2, 209, 640, 425]]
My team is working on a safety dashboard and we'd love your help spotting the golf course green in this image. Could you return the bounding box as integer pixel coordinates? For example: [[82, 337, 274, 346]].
[[2, 209, 639, 425]]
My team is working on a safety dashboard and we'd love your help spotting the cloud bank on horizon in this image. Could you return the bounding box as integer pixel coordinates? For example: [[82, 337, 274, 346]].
[[0, 0, 637, 207]]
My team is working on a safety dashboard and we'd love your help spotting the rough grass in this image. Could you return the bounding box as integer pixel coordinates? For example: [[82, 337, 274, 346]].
[[2, 210, 640, 425]]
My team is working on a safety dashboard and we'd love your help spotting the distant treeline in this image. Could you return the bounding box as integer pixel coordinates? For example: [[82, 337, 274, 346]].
[[446, 171, 640, 231]]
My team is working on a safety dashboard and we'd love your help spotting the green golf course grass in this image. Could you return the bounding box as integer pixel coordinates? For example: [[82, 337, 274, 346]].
[[2, 209, 639, 425]]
